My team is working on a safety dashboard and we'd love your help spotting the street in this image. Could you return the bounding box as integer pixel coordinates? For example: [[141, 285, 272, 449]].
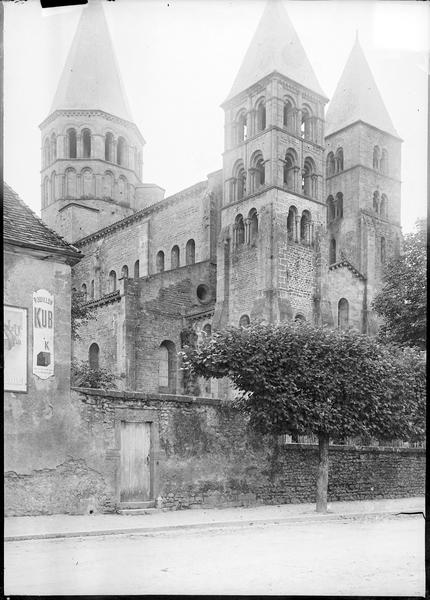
[[4, 515, 424, 596]]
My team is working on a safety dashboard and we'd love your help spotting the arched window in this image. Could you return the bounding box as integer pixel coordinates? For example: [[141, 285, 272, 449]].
[[50, 133, 57, 161], [186, 239, 195, 265], [335, 147, 344, 172], [109, 270, 117, 292], [251, 151, 265, 190], [381, 149, 388, 174], [156, 251, 165, 273], [283, 98, 295, 131], [103, 171, 114, 198], [329, 238, 336, 264], [158, 340, 176, 392], [338, 298, 349, 330], [380, 237, 386, 264], [50, 172, 56, 204], [301, 107, 312, 140], [134, 260, 140, 279], [239, 314, 250, 328], [89, 343, 100, 370], [283, 149, 296, 189], [373, 146, 380, 170], [67, 128, 77, 159], [300, 210, 311, 244], [373, 191, 380, 213], [326, 152, 335, 177], [121, 265, 129, 278], [43, 138, 50, 168], [327, 195, 335, 223], [302, 157, 315, 197], [90, 280, 95, 299], [233, 160, 246, 201], [336, 192, 343, 218], [234, 214, 245, 245], [287, 206, 297, 240], [65, 168, 77, 198], [105, 132, 114, 161], [236, 110, 247, 144], [117, 136, 126, 166], [42, 176, 49, 209], [171, 245, 180, 269], [256, 100, 266, 131], [82, 128, 91, 158], [380, 194, 387, 218], [81, 283, 87, 301], [82, 168, 95, 197], [249, 208, 258, 244], [203, 324, 212, 338]]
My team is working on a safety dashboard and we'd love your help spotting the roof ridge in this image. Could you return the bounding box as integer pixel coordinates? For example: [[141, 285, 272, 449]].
[[3, 181, 81, 256]]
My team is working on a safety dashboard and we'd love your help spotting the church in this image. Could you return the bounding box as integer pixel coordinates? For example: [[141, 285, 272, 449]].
[[40, 0, 402, 398]]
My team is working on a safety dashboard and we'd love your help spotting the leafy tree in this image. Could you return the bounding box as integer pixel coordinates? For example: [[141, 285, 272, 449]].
[[71, 359, 117, 389], [71, 289, 96, 341], [373, 219, 426, 349], [183, 323, 425, 512]]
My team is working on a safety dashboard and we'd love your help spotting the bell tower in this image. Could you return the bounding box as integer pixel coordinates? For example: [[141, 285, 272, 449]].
[[40, 1, 163, 243], [214, 0, 328, 330], [323, 38, 402, 333]]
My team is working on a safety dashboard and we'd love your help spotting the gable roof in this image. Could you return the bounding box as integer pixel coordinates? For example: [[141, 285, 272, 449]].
[[3, 182, 82, 263], [225, 0, 326, 103], [325, 39, 399, 138], [49, 1, 134, 123]]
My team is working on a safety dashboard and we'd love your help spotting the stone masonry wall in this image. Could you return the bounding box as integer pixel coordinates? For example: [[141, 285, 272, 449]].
[[27, 389, 422, 516]]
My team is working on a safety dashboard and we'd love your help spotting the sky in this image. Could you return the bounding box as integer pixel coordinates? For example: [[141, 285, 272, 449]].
[[4, 0, 429, 232]]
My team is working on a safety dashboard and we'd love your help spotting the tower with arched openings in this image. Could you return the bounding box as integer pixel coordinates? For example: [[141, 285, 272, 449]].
[[214, 0, 328, 330], [323, 36, 402, 333], [39, 1, 164, 243]]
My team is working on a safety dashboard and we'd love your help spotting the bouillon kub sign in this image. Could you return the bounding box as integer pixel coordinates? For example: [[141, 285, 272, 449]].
[[33, 289, 54, 379]]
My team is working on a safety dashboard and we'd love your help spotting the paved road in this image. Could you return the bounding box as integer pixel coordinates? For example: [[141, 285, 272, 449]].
[[4, 515, 424, 596]]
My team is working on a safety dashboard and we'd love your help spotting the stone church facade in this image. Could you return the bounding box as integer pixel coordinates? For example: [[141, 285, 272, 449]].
[[41, 1, 402, 398]]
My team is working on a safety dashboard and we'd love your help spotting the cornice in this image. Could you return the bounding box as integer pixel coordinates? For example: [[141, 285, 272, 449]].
[[325, 120, 403, 143], [39, 109, 145, 145], [326, 164, 401, 184], [74, 180, 209, 247], [83, 290, 121, 308], [222, 71, 329, 109], [221, 185, 326, 211]]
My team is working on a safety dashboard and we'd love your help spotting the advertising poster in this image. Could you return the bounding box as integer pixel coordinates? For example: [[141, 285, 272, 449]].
[[32, 289, 54, 380], [4, 305, 28, 392]]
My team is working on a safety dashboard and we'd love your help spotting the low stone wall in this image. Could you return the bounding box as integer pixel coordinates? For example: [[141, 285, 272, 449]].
[[5, 388, 425, 516]]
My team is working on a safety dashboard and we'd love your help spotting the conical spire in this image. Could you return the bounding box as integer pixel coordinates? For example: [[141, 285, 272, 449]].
[[225, 0, 326, 103], [325, 39, 399, 138], [49, 1, 134, 122]]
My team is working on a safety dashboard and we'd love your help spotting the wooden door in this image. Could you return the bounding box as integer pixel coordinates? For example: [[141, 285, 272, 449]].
[[120, 421, 151, 502]]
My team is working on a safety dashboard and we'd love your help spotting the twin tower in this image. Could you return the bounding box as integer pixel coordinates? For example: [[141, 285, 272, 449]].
[[40, 0, 402, 335]]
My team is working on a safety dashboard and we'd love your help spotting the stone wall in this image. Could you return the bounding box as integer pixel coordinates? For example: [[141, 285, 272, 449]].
[[8, 388, 421, 517]]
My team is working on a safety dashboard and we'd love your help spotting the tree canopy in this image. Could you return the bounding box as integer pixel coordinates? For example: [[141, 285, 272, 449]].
[[184, 322, 425, 442], [373, 219, 426, 349], [184, 322, 425, 511]]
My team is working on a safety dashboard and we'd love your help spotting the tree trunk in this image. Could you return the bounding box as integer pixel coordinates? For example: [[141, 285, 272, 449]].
[[316, 432, 329, 513]]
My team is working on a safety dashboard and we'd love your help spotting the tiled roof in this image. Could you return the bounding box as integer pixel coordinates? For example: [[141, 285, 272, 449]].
[[49, 1, 134, 124], [325, 39, 399, 138], [3, 182, 82, 259], [225, 0, 326, 103]]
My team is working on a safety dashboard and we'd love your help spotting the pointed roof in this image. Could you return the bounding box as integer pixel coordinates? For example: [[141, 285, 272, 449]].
[[49, 1, 134, 122], [325, 39, 399, 138], [225, 0, 326, 103]]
